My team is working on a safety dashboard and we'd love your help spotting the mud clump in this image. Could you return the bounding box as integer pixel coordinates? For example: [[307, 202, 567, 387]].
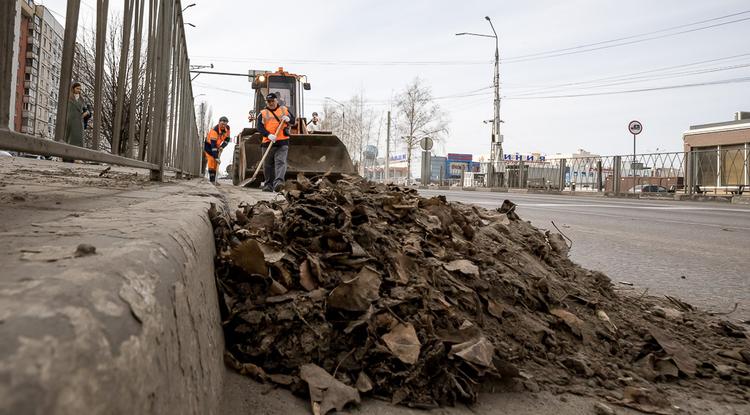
[[210, 175, 749, 413]]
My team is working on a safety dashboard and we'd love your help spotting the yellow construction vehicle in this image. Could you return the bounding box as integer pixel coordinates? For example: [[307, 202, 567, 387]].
[[231, 67, 355, 186]]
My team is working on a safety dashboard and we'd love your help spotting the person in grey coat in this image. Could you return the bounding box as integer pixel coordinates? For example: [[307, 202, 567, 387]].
[[65, 82, 88, 148]]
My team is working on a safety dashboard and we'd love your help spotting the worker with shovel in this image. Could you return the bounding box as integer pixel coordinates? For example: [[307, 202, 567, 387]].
[[257, 93, 294, 192], [205, 116, 230, 184]]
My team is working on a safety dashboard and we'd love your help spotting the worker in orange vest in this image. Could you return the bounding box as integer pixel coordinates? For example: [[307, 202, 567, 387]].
[[204, 116, 230, 184], [257, 93, 295, 192]]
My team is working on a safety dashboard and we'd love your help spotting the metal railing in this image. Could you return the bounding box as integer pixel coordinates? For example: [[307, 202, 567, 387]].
[[411, 147, 748, 195], [0, 0, 201, 180]]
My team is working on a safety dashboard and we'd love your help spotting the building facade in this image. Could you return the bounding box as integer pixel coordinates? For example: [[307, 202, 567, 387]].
[[13, 1, 64, 138], [683, 112, 750, 189]]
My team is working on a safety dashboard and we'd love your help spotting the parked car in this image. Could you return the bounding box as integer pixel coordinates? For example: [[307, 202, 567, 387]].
[[627, 184, 668, 193], [0, 151, 13, 158]]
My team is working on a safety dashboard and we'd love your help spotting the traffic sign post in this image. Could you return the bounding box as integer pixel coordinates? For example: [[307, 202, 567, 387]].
[[420, 137, 433, 186], [628, 120, 643, 195]]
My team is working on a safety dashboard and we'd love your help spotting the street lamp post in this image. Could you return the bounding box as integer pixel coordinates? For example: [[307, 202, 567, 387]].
[[457, 16, 502, 186], [325, 96, 346, 143]]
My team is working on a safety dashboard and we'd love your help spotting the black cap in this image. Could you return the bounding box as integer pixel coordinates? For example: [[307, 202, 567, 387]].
[[312, 112, 318, 116], [265, 93, 277, 100], [219, 116, 228, 122]]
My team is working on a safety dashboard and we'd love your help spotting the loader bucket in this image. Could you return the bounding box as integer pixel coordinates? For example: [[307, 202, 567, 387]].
[[234, 131, 356, 186]]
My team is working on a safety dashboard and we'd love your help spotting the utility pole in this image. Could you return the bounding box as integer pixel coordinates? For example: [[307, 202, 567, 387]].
[[456, 16, 502, 186], [385, 111, 391, 183]]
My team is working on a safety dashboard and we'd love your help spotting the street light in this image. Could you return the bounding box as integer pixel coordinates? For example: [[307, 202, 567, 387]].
[[324, 97, 346, 141], [182, 3, 196, 12], [184, 22, 196, 28], [457, 16, 502, 185]]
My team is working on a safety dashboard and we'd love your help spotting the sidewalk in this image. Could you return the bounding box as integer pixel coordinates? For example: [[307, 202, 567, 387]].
[[0, 157, 228, 414]]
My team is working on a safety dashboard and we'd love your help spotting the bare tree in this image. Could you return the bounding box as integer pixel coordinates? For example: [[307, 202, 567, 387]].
[[320, 93, 381, 172], [72, 19, 148, 155], [396, 77, 448, 184]]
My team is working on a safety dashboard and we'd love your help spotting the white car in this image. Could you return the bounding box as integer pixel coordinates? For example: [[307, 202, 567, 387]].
[[0, 151, 13, 157]]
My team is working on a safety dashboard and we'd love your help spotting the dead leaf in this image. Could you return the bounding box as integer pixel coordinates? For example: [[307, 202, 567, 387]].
[[259, 243, 285, 263], [300, 363, 360, 415], [487, 299, 506, 319], [231, 239, 267, 276], [648, 326, 697, 376], [550, 308, 585, 338], [382, 322, 421, 364], [450, 336, 495, 367], [300, 260, 318, 291], [355, 371, 373, 393], [444, 259, 479, 276], [328, 266, 381, 312]]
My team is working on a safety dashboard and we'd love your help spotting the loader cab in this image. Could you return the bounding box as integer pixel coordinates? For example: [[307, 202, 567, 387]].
[[251, 68, 311, 124]]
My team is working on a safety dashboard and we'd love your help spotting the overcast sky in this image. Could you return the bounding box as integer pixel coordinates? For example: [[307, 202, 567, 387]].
[[43, 0, 750, 161]]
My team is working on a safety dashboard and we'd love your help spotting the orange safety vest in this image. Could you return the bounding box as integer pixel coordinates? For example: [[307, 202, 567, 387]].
[[206, 125, 230, 152], [260, 106, 290, 143]]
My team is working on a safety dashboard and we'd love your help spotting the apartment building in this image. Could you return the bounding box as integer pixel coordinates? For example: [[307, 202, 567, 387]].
[[13, 0, 64, 139]]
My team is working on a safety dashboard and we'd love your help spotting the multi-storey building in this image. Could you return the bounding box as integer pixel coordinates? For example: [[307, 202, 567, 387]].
[[13, 0, 64, 139]]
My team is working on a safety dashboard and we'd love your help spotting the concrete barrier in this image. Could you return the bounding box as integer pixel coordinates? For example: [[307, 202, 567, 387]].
[[0, 164, 227, 415]]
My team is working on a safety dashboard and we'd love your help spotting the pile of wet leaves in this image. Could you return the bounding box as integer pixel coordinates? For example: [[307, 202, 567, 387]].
[[209, 175, 749, 414]]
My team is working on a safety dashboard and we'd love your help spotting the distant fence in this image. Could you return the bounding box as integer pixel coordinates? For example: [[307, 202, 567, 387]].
[[369, 147, 750, 195], [0, 0, 201, 180]]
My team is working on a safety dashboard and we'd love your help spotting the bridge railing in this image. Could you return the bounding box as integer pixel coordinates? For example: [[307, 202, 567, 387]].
[[0, 0, 200, 180]]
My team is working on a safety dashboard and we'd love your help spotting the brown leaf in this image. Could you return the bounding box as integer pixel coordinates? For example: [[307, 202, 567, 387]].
[[450, 336, 495, 367], [355, 371, 373, 393], [259, 243, 285, 263], [648, 326, 697, 376], [328, 266, 381, 312], [231, 239, 267, 276], [300, 363, 360, 415], [392, 254, 415, 284], [550, 308, 586, 339], [382, 322, 421, 365], [444, 259, 479, 277], [487, 299, 506, 319], [300, 260, 318, 291]]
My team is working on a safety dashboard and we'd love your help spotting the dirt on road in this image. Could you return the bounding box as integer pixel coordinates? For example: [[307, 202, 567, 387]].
[[211, 175, 749, 414]]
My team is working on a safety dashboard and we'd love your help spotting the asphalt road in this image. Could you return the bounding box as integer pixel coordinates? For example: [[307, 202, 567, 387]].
[[419, 189, 750, 322]]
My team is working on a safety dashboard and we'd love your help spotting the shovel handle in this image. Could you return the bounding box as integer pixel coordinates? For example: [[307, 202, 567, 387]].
[[243, 120, 286, 186]]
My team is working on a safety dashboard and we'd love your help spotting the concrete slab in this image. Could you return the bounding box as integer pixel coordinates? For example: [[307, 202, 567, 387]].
[[0, 158, 226, 414]]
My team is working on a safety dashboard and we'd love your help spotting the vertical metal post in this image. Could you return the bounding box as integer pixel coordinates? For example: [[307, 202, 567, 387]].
[[0, 0, 18, 130], [632, 134, 636, 195], [385, 110, 390, 183], [139, 0, 157, 161], [127, 0, 145, 158], [112, 0, 135, 155], [744, 142, 749, 187], [613, 156, 621, 193], [558, 159, 566, 191], [91, 0, 109, 149], [596, 160, 603, 192], [54, 0, 82, 143], [716, 145, 722, 188], [149, 0, 175, 180]]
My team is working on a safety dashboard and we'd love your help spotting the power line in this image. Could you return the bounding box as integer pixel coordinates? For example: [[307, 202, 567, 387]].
[[503, 10, 750, 61], [504, 52, 750, 93], [511, 61, 750, 97], [504, 76, 750, 100], [502, 16, 750, 64]]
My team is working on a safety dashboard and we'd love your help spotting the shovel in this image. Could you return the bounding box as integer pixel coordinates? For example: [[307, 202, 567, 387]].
[[239, 120, 286, 187]]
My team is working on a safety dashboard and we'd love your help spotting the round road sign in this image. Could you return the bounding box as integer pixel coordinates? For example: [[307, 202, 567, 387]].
[[420, 137, 434, 151], [628, 120, 643, 135]]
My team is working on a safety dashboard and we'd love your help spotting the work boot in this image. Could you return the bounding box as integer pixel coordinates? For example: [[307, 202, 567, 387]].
[[262, 186, 273, 192], [274, 183, 284, 193]]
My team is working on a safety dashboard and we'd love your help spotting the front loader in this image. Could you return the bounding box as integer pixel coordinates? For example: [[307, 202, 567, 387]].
[[231, 68, 355, 186]]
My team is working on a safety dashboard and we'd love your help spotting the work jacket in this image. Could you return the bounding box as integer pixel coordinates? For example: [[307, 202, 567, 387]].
[[257, 106, 294, 144], [204, 124, 230, 155]]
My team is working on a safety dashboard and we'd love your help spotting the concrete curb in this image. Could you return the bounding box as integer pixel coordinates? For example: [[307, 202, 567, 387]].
[[0, 179, 226, 415]]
